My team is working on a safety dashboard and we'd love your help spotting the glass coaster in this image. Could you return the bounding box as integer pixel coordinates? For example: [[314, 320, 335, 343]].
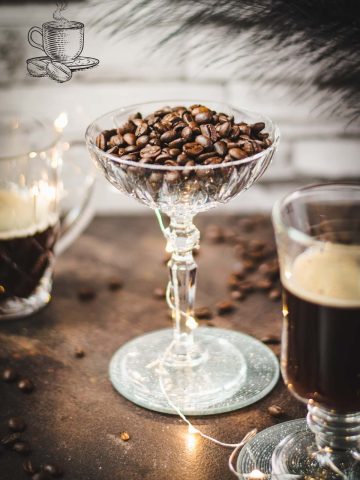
[[109, 327, 279, 416]]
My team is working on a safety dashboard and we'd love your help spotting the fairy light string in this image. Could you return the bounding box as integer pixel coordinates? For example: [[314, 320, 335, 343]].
[[153, 209, 266, 479]]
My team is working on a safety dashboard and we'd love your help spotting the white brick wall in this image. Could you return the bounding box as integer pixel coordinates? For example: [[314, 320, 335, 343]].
[[0, 3, 359, 214]]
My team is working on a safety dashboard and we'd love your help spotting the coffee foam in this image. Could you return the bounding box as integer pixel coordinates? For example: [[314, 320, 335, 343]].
[[283, 244, 360, 308], [0, 190, 57, 240], [45, 20, 82, 29]]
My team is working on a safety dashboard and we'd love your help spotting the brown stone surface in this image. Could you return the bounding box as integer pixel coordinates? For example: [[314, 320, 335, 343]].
[[0, 215, 305, 480]]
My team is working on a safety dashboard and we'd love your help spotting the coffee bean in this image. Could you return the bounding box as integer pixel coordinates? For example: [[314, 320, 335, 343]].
[[238, 123, 251, 136], [96, 133, 107, 150], [135, 122, 148, 137], [13, 440, 31, 455], [216, 300, 235, 315], [165, 171, 181, 184], [136, 135, 149, 148], [229, 148, 247, 160], [106, 146, 119, 155], [268, 405, 284, 417], [242, 141, 255, 155], [195, 111, 213, 124], [123, 133, 137, 146], [268, 288, 281, 301], [214, 141, 227, 156], [23, 459, 40, 475], [216, 121, 231, 137], [160, 130, 177, 143], [1, 432, 21, 447], [120, 431, 130, 441], [251, 122, 265, 134], [2, 367, 18, 383], [195, 135, 212, 149], [74, 347, 85, 359], [46, 62, 72, 83], [18, 379, 34, 393], [140, 145, 161, 158], [238, 280, 254, 293], [168, 138, 184, 149], [227, 274, 240, 290], [181, 126, 193, 141], [109, 134, 123, 147], [230, 290, 246, 301], [153, 287, 166, 299], [183, 112, 194, 124], [8, 417, 26, 432], [42, 464, 63, 477], [169, 148, 181, 157], [148, 172, 163, 186], [261, 335, 280, 345], [124, 145, 139, 153], [254, 278, 273, 290], [200, 124, 218, 142], [183, 142, 204, 156], [77, 287, 96, 302], [27, 59, 48, 77], [194, 307, 212, 320]]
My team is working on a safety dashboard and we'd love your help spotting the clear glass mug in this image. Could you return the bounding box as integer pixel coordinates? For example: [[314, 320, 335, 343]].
[[272, 183, 360, 478], [0, 114, 95, 320]]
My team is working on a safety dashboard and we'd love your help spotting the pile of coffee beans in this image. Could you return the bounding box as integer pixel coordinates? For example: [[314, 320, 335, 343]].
[[95, 104, 272, 185]]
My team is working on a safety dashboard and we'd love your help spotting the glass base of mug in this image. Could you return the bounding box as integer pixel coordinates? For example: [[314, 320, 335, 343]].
[[0, 272, 52, 321], [237, 419, 360, 479]]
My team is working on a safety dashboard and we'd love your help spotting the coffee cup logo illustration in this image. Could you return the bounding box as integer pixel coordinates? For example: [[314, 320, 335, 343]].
[[27, 2, 99, 83]]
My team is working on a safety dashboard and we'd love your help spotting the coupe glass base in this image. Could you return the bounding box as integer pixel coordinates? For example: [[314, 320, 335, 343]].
[[237, 419, 360, 479], [109, 327, 279, 415]]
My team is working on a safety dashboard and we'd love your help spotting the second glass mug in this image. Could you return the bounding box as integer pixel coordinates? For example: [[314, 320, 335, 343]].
[[0, 114, 95, 320]]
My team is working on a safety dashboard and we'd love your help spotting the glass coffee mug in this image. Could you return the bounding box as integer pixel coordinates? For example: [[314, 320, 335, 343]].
[[271, 184, 360, 478], [0, 114, 95, 320]]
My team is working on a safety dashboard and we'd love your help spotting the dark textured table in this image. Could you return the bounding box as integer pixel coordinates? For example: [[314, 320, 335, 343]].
[[0, 215, 305, 480]]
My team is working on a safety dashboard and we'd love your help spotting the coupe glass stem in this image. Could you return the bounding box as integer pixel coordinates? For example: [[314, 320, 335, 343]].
[[165, 215, 200, 359]]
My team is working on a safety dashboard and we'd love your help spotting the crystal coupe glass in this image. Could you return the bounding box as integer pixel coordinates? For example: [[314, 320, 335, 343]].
[[238, 184, 360, 478], [86, 101, 280, 415]]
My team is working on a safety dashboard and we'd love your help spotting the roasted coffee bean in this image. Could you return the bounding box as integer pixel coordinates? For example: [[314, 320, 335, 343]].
[[268, 405, 284, 417], [242, 141, 255, 155], [227, 274, 240, 290], [23, 459, 40, 475], [261, 335, 280, 345], [164, 160, 177, 167], [176, 153, 189, 165], [96, 133, 107, 150], [135, 122, 148, 137], [195, 111, 213, 124], [191, 105, 210, 115], [214, 141, 227, 156], [238, 123, 251, 136], [182, 112, 194, 124], [200, 123, 218, 142], [258, 260, 279, 278], [216, 300, 235, 315], [140, 145, 161, 158], [183, 142, 204, 156], [238, 280, 254, 293], [129, 112, 142, 120], [13, 440, 31, 455], [123, 133, 137, 146], [74, 347, 85, 358], [268, 288, 281, 301], [194, 306, 212, 320], [18, 378, 34, 393], [254, 278, 273, 290], [251, 122, 265, 134], [228, 148, 247, 160], [42, 464, 63, 477], [124, 145, 139, 153], [195, 135, 212, 149], [216, 121, 231, 137], [136, 135, 149, 148], [198, 152, 218, 161], [169, 148, 181, 157], [108, 134, 123, 147], [1, 432, 21, 447], [243, 259, 256, 271], [181, 126, 193, 141], [2, 367, 18, 383], [204, 157, 222, 165], [106, 146, 119, 155], [165, 171, 181, 184], [168, 138, 184, 149], [160, 130, 177, 143], [230, 290, 246, 301], [8, 416, 26, 432], [77, 287, 96, 301], [153, 287, 166, 299]]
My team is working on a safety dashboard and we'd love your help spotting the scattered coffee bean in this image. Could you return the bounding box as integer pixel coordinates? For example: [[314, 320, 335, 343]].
[[12, 440, 31, 455], [261, 335, 281, 345], [74, 347, 85, 359], [42, 463, 63, 477], [17, 378, 34, 393], [153, 287, 166, 299], [268, 288, 281, 301], [23, 459, 40, 475], [1, 432, 21, 447], [8, 416, 26, 432], [268, 405, 284, 417], [107, 277, 124, 291], [120, 431, 130, 441], [77, 287, 96, 302], [254, 278, 273, 290], [216, 300, 235, 315], [230, 290, 246, 301], [237, 280, 254, 293], [194, 306, 212, 320], [1, 367, 18, 383]]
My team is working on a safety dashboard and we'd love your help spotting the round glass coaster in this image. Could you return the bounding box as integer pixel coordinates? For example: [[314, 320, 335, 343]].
[[109, 327, 279, 416]]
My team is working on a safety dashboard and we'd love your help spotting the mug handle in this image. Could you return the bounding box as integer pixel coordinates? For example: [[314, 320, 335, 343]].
[[55, 140, 96, 255], [28, 26, 44, 51]]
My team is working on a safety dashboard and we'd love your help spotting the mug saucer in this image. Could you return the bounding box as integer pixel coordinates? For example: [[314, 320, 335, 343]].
[[27, 56, 99, 72]]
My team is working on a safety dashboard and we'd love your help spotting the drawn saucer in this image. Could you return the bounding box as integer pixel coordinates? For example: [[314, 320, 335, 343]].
[[27, 56, 99, 72]]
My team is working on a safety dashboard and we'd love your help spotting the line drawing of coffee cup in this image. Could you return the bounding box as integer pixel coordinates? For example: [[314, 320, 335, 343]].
[[28, 20, 84, 63]]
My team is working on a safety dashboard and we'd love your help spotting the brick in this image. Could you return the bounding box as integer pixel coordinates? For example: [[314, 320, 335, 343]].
[[293, 140, 360, 178]]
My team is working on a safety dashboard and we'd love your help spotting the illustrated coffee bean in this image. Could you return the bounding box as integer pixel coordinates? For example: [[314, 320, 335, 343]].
[[27, 59, 48, 77], [46, 62, 72, 83], [18, 378, 34, 393], [2, 367, 18, 383], [8, 416, 26, 432]]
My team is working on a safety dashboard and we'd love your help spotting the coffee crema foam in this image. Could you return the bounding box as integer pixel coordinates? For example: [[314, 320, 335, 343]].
[[283, 244, 360, 308], [0, 190, 57, 240]]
